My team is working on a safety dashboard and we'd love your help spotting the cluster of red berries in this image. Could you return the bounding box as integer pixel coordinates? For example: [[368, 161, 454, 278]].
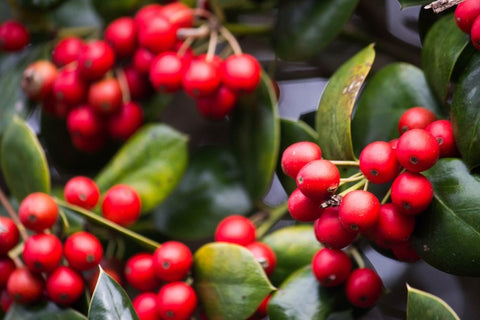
[[0, 19, 29, 52], [455, 0, 480, 50]]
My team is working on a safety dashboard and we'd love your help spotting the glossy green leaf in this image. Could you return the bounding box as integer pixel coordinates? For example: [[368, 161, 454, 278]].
[[95, 124, 188, 213], [451, 52, 480, 171], [88, 268, 139, 320], [194, 242, 275, 320], [411, 158, 480, 276], [351, 63, 443, 155], [397, 0, 430, 7], [273, 0, 359, 61], [422, 14, 469, 102], [231, 73, 280, 201], [262, 224, 322, 286], [1, 116, 50, 201], [277, 118, 319, 195], [153, 147, 252, 241], [268, 265, 347, 320], [316, 44, 375, 160], [5, 302, 87, 320], [407, 285, 460, 320]]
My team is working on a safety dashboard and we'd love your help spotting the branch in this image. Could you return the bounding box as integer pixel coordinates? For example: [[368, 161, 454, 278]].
[[424, 0, 465, 13]]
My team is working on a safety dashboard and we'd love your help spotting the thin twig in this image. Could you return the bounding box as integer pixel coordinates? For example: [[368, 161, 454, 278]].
[[0, 188, 29, 241], [424, 0, 464, 13]]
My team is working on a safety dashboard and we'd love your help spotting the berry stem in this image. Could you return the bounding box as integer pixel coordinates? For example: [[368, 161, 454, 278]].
[[255, 201, 289, 238], [206, 28, 218, 62], [381, 187, 392, 205], [330, 160, 360, 166], [424, 0, 464, 13], [347, 246, 365, 269], [0, 188, 29, 241], [115, 68, 131, 104], [339, 172, 364, 184], [338, 178, 367, 197], [219, 25, 243, 55]]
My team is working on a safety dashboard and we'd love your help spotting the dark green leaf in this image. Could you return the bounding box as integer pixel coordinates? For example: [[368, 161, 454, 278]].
[[1, 116, 50, 201], [411, 158, 480, 276], [273, 0, 359, 61], [231, 73, 280, 201], [90, 0, 152, 24], [316, 44, 375, 160], [194, 242, 275, 320], [153, 146, 252, 241], [14, 0, 64, 10], [397, 0, 430, 7], [52, 0, 101, 28], [5, 301, 87, 320], [95, 124, 188, 213], [422, 14, 469, 102], [351, 63, 443, 155], [262, 224, 322, 286], [407, 285, 460, 320], [88, 268, 139, 320]]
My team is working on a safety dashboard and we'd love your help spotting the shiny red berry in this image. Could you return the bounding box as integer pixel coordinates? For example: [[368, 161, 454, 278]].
[[52, 66, 87, 106], [133, 47, 156, 74], [125, 253, 161, 292], [222, 53, 262, 94], [156, 282, 197, 320], [160, 2, 194, 29], [314, 206, 357, 249], [19, 192, 59, 232], [107, 101, 144, 141], [287, 188, 324, 222], [391, 171, 433, 215], [0, 257, 16, 288], [21, 60, 58, 101], [425, 119, 459, 158], [101, 184, 142, 226], [1, 288, 13, 313], [46, 266, 84, 306], [0, 217, 19, 255], [134, 4, 164, 28], [88, 78, 123, 115], [52, 36, 84, 67], [398, 106, 436, 134], [296, 159, 340, 201], [281, 141, 322, 179], [345, 268, 383, 308], [246, 242, 277, 276], [153, 241, 193, 282], [77, 40, 115, 81], [196, 85, 238, 120], [455, 0, 480, 33], [0, 20, 29, 52], [7, 267, 44, 305], [133, 292, 160, 320], [123, 65, 152, 100], [359, 141, 399, 184], [138, 15, 177, 54], [390, 240, 421, 263], [149, 52, 184, 93], [376, 203, 415, 243], [22, 233, 63, 273], [396, 128, 440, 173], [182, 57, 222, 98], [338, 190, 380, 232], [214, 215, 256, 246], [67, 105, 105, 139], [104, 17, 137, 58], [64, 231, 103, 271], [64, 176, 100, 210], [311, 248, 352, 287]]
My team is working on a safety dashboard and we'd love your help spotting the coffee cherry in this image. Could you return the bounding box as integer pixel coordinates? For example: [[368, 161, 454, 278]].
[[296, 159, 340, 201], [338, 190, 380, 232], [345, 268, 383, 308], [46, 266, 84, 306], [107, 101, 144, 141], [156, 282, 197, 320], [133, 47, 156, 74], [52, 36, 84, 67], [133, 292, 159, 320], [398, 106, 436, 134], [287, 188, 324, 222], [281, 141, 322, 179], [19, 192, 59, 232], [182, 57, 222, 98], [22, 60, 58, 101], [88, 78, 123, 115], [7, 267, 44, 305], [77, 40, 115, 81], [311, 248, 352, 287], [391, 171, 433, 215], [138, 15, 177, 54], [246, 242, 277, 276], [64, 176, 100, 210], [125, 253, 161, 292], [455, 0, 480, 33], [101, 184, 142, 226], [396, 128, 440, 173], [196, 85, 238, 120], [149, 52, 184, 93], [52, 66, 87, 106], [359, 141, 399, 184], [0, 217, 19, 255], [425, 119, 459, 158], [153, 241, 193, 282], [64, 231, 103, 271], [105, 17, 137, 58], [376, 203, 415, 243], [0, 257, 16, 288], [222, 53, 262, 94], [314, 206, 357, 249], [214, 215, 256, 246], [23, 233, 63, 273], [0, 20, 29, 52]]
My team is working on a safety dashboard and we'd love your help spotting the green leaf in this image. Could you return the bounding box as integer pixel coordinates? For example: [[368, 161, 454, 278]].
[[262, 224, 322, 286], [194, 242, 275, 320], [316, 44, 375, 160], [1, 116, 50, 202], [52, 0, 101, 28], [153, 146, 252, 241], [268, 265, 347, 320], [5, 301, 87, 320], [277, 118, 319, 195], [14, 0, 65, 10], [351, 63, 443, 155], [397, 0, 430, 8], [422, 14, 469, 102], [88, 268, 139, 320], [411, 158, 480, 276], [451, 51, 480, 171], [407, 285, 460, 320], [231, 73, 280, 201], [273, 0, 359, 61], [95, 124, 188, 213]]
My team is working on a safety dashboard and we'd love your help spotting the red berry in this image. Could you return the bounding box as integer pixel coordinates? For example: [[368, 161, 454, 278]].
[[196, 85, 238, 120], [67, 105, 105, 139], [133, 292, 160, 320], [214, 215, 256, 246], [64, 231, 103, 271], [0, 217, 19, 255], [138, 16, 177, 54], [77, 40, 116, 81], [359, 141, 399, 184], [376, 203, 415, 243], [88, 78, 123, 115], [398, 106, 437, 134], [87, 258, 125, 293], [7, 267, 44, 305], [21, 60, 58, 101], [455, 0, 480, 33], [390, 240, 421, 263], [133, 47, 156, 74], [396, 128, 440, 172], [123, 65, 152, 100], [134, 4, 164, 28], [160, 2, 194, 29], [19, 192, 59, 232], [153, 241, 193, 282], [46, 266, 84, 306], [107, 101, 144, 141], [23, 233, 63, 273], [311, 248, 352, 287], [314, 206, 357, 249], [64, 176, 100, 210], [0, 257, 16, 288], [246, 242, 277, 276], [281, 141, 322, 179], [1, 288, 13, 313], [391, 171, 433, 215], [125, 253, 161, 292], [101, 184, 142, 226], [104, 17, 137, 58], [248, 294, 271, 320], [345, 268, 383, 308], [0, 20, 29, 52], [149, 52, 184, 93], [52, 66, 87, 106], [182, 57, 222, 98], [222, 53, 262, 94], [338, 190, 380, 232], [425, 119, 459, 158], [156, 282, 197, 320], [296, 159, 340, 201], [52, 36, 84, 67], [287, 188, 324, 222]]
